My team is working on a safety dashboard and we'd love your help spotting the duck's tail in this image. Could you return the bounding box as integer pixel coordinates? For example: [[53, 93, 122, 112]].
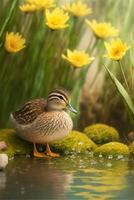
[[10, 112, 16, 125]]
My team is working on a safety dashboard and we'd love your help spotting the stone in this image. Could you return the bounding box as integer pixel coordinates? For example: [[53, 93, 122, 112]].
[[0, 154, 8, 170], [0, 141, 7, 150], [0, 129, 32, 157]]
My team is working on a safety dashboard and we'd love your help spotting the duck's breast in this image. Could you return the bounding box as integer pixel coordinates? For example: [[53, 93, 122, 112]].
[[11, 111, 73, 144]]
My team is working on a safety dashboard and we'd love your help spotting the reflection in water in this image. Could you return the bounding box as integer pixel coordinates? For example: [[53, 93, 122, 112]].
[[0, 157, 134, 200], [0, 158, 73, 200], [0, 172, 6, 190], [72, 162, 129, 200]]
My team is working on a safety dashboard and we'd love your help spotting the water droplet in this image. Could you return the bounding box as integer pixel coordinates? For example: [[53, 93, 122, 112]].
[[16, 149, 21, 153], [26, 154, 31, 158], [9, 156, 14, 161], [70, 154, 76, 159], [78, 142, 83, 146], [108, 155, 113, 159], [107, 162, 112, 167], [91, 160, 97, 165], [64, 151, 69, 155], [20, 186, 25, 195], [88, 151, 94, 157], [99, 154, 103, 158], [117, 155, 124, 160]]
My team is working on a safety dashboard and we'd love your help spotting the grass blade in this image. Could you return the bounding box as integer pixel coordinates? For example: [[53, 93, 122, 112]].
[[104, 65, 134, 120]]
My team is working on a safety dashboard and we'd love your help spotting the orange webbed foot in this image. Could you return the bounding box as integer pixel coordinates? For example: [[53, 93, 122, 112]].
[[33, 143, 45, 158], [45, 144, 60, 157]]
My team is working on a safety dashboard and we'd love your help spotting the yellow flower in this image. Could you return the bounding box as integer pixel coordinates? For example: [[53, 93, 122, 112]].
[[64, 1, 92, 17], [45, 8, 69, 30], [104, 38, 130, 61], [5, 32, 26, 53], [62, 49, 94, 68], [19, 4, 37, 12], [86, 19, 119, 38], [20, 0, 55, 12]]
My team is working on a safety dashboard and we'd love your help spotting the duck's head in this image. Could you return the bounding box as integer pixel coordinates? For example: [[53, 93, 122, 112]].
[[47, 88, 77, 113]]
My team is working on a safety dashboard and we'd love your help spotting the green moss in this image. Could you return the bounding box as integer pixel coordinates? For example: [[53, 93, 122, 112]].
[[51, 130, 97, 154], [84, 124, 119, 144], [129, 142, 134, 155], [0, 129, 32, 157], [94, 142, 129, 158], [0, 129, 96, 157]]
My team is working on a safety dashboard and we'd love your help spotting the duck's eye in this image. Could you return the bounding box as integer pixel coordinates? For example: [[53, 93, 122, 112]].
[[59, 96, 64, 100]]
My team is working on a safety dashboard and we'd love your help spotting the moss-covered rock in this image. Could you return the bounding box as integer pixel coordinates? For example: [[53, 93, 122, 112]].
[[51, 130, 97, 154], [129, 141, 134, 155], [84, 124, 119, 144], [0, 129, 32, 157], [0, 129, 96, 157], [94, 142, 129, 158]]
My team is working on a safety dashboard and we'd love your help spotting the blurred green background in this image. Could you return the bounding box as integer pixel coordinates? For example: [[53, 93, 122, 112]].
[[0, 0, 134, 137]]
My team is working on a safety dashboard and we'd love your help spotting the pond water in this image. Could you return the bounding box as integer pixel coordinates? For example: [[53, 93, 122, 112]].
[[0, 156, 134, 200]]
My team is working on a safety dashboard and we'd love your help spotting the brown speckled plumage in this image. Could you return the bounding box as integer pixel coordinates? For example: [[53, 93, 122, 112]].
[[12, 98, 46, 124]]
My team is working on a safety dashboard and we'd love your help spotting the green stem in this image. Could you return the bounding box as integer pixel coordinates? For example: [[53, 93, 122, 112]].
[[118, 60, 130, 94], [86, 37, 101, 58], [89, 37, 98, 53], [130, 65, 134, 97], [0, 0, 17, 47]]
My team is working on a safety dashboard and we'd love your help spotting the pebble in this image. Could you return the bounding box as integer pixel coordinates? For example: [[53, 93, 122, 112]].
[[0, 141, 7, 150], [0, 154, 8, 170]]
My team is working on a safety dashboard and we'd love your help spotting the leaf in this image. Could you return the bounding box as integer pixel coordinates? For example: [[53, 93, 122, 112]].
[[104, 65, 134, 121]]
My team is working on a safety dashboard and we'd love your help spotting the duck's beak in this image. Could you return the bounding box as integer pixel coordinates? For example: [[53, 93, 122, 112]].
[[67, 103, 77, 114]]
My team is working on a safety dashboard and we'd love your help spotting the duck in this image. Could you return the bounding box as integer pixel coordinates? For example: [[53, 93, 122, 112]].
[[10, 88, 77, 157]]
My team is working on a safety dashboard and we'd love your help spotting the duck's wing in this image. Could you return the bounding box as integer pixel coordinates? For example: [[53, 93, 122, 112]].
[[12, 98, 47, 125]]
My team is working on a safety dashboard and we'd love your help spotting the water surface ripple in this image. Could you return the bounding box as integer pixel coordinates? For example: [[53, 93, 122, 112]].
[[0, 156, 134, 200]]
